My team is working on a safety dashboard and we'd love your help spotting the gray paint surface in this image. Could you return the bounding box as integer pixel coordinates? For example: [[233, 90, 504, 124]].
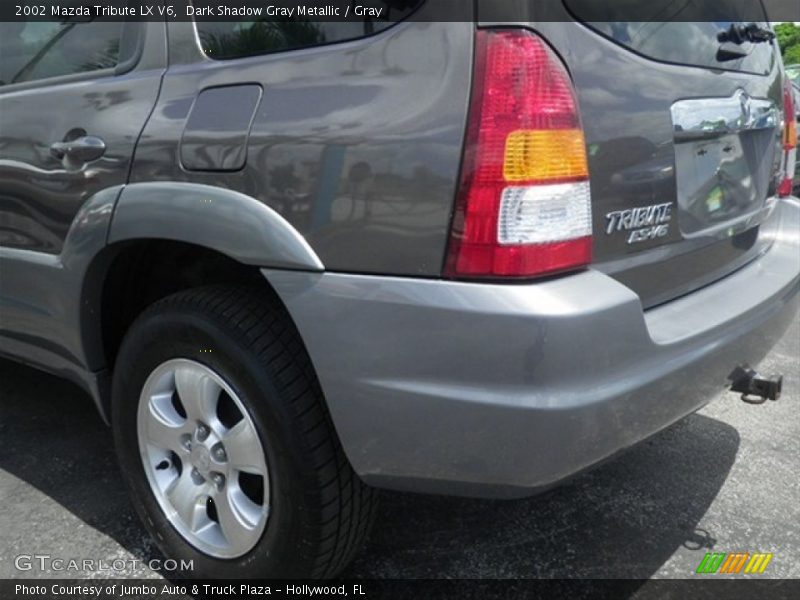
[[0, 21, 168, 401], [0, 187, 122, 404], [265, 199, 799, 496], [130, 9, 474, 276], [121, 10, 786, 303], [530, 12, 786, 307], [179, 84, 262, 172], [108, 182, 324, 270], [0, 22, 166, 253]]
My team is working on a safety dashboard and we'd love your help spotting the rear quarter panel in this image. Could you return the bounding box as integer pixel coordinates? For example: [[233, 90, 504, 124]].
[[129, 8, 474, 276]]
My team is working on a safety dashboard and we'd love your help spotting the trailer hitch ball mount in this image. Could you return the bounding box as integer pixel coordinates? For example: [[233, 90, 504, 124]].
[[728, 365, 783, 405]]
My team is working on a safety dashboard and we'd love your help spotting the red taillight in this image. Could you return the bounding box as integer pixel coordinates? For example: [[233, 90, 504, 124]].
[[784, 81, 798, 151], [445, 29, 592, 279], [779, 79, 797, 198]]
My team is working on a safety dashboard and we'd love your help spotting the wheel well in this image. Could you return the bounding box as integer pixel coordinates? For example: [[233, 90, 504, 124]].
[[100, 240, 275, 370]]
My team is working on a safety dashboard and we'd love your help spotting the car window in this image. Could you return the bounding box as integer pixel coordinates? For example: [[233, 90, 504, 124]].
[[0, 20, 123, 87], [195, 1, 423, 60], [564, 0, 776, 75]]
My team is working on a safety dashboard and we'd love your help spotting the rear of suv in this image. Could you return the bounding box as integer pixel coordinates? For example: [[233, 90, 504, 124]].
[[0, 0, 798, 578]]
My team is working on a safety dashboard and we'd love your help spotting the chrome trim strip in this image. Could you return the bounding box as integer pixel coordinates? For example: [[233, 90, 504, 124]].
[[671, 89, 780, 142]]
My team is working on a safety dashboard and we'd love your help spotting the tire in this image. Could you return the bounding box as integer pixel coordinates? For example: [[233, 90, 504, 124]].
[[111, 285, 377, 578]]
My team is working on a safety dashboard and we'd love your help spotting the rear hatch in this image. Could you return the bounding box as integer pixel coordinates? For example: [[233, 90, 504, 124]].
[[532, 2, 786, 307]]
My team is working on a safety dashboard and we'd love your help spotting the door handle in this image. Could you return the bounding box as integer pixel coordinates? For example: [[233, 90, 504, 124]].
[[50, 136, 106, 163]]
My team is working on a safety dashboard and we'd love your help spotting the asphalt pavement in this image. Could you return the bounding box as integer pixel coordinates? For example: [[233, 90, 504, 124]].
[[0, 318, 798, 581]]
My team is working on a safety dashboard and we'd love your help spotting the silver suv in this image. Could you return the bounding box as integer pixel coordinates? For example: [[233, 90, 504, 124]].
[[0, 1, 798, 578]]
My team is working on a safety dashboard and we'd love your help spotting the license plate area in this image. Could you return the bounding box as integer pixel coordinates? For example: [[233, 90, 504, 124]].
[[671, 90, 781, 238]]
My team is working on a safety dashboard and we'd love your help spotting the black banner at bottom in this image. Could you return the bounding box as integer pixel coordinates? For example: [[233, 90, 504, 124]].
[[3, 579, 800, 600]]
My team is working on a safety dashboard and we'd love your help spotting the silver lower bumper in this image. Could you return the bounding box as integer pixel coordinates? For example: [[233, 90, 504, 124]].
[[264, 199, 800, 498]]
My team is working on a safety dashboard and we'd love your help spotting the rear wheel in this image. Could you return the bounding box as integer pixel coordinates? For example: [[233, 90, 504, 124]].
[[112, 285, 376, 578]]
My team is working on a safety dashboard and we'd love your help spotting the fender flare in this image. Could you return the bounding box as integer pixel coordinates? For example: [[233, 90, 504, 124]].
[[108, 182, 323, 271]]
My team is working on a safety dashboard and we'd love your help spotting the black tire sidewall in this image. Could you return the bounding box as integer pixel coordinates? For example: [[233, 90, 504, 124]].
[[112, 306, 321, 578]]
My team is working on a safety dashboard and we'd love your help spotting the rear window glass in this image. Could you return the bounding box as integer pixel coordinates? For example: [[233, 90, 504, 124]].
[[564, 0, 776, 75], [195, 1, 423, 60]]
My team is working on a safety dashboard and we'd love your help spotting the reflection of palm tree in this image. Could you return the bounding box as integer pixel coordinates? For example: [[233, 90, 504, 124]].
[[11, 22, 77, 83], [12, 22, 120, 83], [80, 39, 120, 72], [200, 20, 326, 59], [627, 0, 693, 48]]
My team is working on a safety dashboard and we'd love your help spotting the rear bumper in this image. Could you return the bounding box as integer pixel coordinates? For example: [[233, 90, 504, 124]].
[[264, 199, 800, 498]]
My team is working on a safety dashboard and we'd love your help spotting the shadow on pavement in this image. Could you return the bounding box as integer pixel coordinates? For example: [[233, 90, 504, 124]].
[[0, 358, 739, 579], [0, 358, 163, 568]]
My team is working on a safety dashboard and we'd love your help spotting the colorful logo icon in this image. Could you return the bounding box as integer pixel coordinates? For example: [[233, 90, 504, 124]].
[[696, 552, 773, 574]]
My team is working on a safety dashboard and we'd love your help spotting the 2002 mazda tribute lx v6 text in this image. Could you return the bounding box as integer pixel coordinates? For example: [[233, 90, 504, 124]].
[[0, 0, 798, 578]]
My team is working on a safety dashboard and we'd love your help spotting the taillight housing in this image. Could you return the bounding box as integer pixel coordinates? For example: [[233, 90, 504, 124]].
[[445, 29, 592, 279], [783, 80, 798, 151], [779, 78, 797, 198]]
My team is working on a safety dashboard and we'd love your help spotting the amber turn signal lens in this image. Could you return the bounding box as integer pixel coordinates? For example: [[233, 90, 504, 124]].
[[503, 129, 589, 183]]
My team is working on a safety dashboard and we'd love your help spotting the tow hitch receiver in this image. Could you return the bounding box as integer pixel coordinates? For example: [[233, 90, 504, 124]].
[[728, 365, 783, 404]]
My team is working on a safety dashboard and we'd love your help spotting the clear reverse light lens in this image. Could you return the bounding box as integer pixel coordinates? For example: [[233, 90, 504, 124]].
[[498, 182, 592, 245]]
